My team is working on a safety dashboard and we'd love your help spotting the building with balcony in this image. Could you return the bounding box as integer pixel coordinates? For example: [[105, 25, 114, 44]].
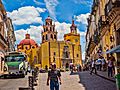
[[0, 0, 16, 74], [0, 1, 16, 52], [85, 0, 120, 74], [0, 0, 8, 52], [6, 18, 16, 52]]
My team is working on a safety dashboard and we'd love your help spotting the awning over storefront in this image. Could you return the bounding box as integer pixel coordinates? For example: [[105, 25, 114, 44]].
[[106, 45, 120, 54]]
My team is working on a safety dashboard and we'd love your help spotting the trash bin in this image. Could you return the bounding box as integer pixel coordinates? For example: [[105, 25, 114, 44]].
[[115, 73, 120, 90]]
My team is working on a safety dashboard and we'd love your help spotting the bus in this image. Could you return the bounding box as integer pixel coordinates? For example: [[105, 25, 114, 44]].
[[3, 52, 28, 78]]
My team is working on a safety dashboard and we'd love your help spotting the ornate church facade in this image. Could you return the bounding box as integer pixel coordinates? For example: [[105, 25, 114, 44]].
[[38, 16, 82, 69], [17, 16, 82, 69]]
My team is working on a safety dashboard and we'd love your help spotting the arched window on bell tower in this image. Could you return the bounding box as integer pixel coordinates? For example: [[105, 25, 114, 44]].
[[51, 34, 53, 40], [42, 35, 44, 40], [54, 35, 56, 40], [46, 27, 48, 31], [44, 28, 46, 32], [46, 34, 48, 40], [46, 22, 48, 25]]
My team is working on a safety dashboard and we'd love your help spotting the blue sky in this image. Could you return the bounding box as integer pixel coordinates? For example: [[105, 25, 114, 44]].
[[2, 0, 92, 60]]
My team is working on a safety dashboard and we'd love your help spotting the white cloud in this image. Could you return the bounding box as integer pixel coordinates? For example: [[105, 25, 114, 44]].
[[74, 13, 90, 25], [7, 6, 46, 25], [82, 51, 85, 60], [73, 0, 92, 6], [33, 0, 45, 5], [80, 31, 86, 36], [15, 25, 43, 44], [44, 0, 59, 20], [55, 22, 71, 40]]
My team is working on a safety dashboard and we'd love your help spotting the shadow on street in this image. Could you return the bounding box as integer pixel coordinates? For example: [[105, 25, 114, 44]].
[[0, 75, 25, 79], [78, 71, 116, 90], [69, 72, 79, 75]]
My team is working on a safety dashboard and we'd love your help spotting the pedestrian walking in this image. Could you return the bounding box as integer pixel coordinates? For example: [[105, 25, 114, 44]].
[[90, 60, 97, 75], [110, 54, 115, 74], [107, 57, 114, 77], [45, 65, 48, 71], [79, 65, 81, 72], [70, 63, 73, 73], [77, 64, 81, 72], [101, 57, 106, 71], [47, 63, 61, 90], [99, 60, 102, 71]]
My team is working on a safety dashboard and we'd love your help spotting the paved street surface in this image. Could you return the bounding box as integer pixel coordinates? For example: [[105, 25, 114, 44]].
[[79, 71, 116, 90], [39, 71, 116, 90], [0, 71, 117, 90], [39, 72, 85, 90], [0, 75, 28, 90]]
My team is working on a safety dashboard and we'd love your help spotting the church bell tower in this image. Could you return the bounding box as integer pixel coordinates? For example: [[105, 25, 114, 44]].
[[70, 20, 77, 34], [41, 16, 57, 43]]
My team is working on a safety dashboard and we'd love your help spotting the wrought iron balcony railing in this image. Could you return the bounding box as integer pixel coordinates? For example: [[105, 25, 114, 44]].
[[0, 33, 7, 45], [105, 0, 120, 16], [98, 15, 107, 30], [94, 31, 100, 45]]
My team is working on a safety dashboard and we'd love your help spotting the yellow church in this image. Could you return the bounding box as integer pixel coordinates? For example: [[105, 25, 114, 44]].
[[17, 16, 82, 69]]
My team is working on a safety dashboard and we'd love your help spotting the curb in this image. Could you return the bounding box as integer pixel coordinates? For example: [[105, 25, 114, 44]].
[[93, 73, 116, 83]]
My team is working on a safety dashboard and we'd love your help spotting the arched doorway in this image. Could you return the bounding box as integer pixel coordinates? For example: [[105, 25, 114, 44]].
[[66, 63, 69, 69]]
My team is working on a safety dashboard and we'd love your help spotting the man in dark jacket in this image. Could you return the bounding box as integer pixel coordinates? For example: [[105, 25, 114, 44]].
[[47, 63, 61, 90]]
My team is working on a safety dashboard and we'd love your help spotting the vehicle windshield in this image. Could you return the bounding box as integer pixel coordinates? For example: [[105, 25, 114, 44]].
[[5, 55, 25, 62]]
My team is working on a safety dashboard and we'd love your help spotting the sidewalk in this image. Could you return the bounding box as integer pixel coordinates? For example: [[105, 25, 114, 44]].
[[95, 71, 116, 83]]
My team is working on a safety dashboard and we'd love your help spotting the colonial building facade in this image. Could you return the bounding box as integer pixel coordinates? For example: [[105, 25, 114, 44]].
[[85, 0, 120, 74], [0, 0, 16, 74], [6, 18, 16, 52], [0, 0, 8, 53], [0, 1, 16, 53]]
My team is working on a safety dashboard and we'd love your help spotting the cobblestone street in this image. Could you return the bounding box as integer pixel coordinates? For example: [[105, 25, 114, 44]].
[[0, 71, 117, 90]]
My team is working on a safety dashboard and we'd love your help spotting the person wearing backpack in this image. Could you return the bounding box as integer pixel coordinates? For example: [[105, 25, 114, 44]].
[[47, 63, 61, 90]]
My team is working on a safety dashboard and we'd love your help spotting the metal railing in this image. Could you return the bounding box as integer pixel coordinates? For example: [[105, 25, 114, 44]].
[[105, 0, 120, 16]]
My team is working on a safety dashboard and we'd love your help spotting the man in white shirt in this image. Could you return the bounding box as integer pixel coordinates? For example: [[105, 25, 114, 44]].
[[90, 60, 97, 75]]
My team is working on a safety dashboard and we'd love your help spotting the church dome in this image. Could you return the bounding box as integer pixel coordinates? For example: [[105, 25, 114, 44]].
[[18, 34, 38, 46]]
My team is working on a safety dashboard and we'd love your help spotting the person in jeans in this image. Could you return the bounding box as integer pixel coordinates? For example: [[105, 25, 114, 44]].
[[90, 60, 97, 75], [108, 57, 114, 77], [47, 63, 61, 90]]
